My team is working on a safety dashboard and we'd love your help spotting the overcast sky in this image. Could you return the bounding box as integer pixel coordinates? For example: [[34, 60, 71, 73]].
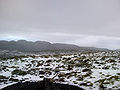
[[0, 0, 120, 49]]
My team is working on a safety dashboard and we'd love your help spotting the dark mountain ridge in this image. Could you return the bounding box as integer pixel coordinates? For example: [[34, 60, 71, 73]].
[[0, 40, 110, 52]]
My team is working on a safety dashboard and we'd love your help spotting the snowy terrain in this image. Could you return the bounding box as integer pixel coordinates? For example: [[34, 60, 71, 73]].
[[0, 51, 120, 90]]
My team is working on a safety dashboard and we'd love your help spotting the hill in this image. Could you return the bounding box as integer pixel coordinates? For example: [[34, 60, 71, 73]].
[[0, 40, 110, 53]]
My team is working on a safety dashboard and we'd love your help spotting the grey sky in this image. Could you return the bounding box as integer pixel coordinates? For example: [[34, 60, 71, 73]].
[[0, 0, 120, 49]]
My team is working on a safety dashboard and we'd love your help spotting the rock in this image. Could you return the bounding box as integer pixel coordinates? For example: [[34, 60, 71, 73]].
[[39, 71, 45, 74], [82, 69, 91, 72]]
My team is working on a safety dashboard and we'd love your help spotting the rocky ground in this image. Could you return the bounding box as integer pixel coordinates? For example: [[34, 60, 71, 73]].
[[0, 51, 120, 90]]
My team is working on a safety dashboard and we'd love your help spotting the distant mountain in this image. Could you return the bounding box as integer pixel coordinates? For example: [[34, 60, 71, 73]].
[[114, 49, 120, 52], [0, 40, 110, 52]]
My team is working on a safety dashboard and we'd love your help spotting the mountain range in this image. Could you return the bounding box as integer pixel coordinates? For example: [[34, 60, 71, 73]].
[[0, 40, 110, 53]]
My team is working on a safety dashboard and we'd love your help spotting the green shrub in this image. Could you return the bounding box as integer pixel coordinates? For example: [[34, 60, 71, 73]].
[[12, 69, 27, 76]]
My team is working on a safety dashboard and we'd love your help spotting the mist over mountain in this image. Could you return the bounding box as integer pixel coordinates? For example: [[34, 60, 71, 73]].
[[0, 40, 110, 53]]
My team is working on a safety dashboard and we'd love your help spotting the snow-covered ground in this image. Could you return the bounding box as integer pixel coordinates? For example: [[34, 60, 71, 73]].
[[0, 52, 120, 90]]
